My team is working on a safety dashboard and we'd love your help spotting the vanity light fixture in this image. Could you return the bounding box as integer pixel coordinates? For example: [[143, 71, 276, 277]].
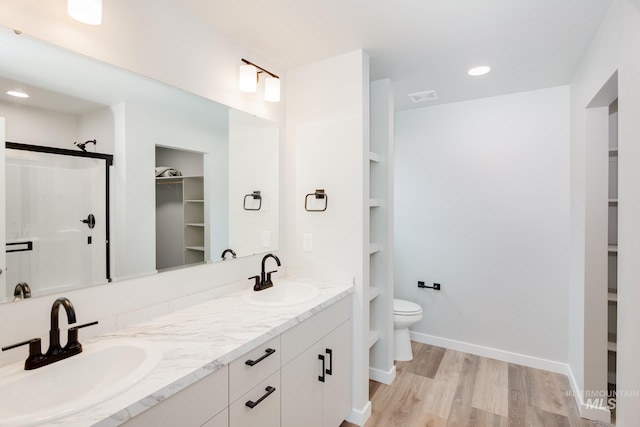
[[67, 0, 103, 25], [468, 65, 491, 76], [6, 90, 29, 98], [239, 58, 280, 102]]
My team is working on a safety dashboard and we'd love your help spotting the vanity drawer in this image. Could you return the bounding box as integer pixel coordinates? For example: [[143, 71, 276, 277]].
[[229, 371, 280, 427], [123, 365, 228, 427], [229, 335, 280, 402], [281, 295, 352, 365]]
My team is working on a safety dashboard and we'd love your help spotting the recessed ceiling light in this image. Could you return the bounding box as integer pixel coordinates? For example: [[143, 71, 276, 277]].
[[468, 66, 491, 77], [408, 90, 439, 103], [6, 90, 29, 98]]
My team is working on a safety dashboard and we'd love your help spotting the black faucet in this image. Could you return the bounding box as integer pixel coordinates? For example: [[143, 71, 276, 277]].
[[13, 282, 32, 301], [249, 253, 281, 291], [221, 248, 237, 260], [1, 297, 98, 370]]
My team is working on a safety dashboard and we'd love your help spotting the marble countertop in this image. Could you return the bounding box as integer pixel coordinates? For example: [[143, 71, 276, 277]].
[[47, 278, 353, 426]]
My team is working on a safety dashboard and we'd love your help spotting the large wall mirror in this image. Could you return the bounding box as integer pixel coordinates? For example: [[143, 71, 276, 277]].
[[0, 27, 279, 303]]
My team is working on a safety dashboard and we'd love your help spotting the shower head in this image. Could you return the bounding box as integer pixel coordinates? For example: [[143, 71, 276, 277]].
[[74, 139, 97, 152]]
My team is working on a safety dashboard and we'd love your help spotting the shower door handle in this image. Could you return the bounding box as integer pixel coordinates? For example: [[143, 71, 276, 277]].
[[81, 214, 96, 229]]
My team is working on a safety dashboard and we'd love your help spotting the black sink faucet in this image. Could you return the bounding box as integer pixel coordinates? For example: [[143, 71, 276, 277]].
[[47, 297, 77, 357], [1, 297, 98, 370], [13, 282, 32, 301], [249, 253, 281, 291]]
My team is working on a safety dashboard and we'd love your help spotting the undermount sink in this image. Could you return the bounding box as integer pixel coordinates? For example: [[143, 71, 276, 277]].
[[243, 282, 320, 307], [0, 339, 161, 426]]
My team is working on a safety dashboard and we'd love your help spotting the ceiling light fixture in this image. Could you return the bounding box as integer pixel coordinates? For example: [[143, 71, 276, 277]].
[[67, 0, 103, 25], [239, 58, 280, 103], [6, 90, 29, 98], [468, 66, 491, 76]]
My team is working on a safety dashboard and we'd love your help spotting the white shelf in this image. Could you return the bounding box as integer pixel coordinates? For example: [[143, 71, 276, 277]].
[[369, 198, 382, 207], [185, 246, 205, 252], [608, 292, 618, 303], [185, 199, 204, 203], [369, 151, 380, 162], [608, 245, 618, 253], [369, 243, 381, 254], [369, 330, 381, 348], [608, 341, 617, 352], [185, 223, 205, 227], [608, 199, 618, 204], [369, 286, 381, 301]]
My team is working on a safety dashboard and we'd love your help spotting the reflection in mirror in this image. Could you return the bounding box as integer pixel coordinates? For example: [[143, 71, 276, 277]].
[[0, 27, 279, 303], [5, 145, 112, 301]]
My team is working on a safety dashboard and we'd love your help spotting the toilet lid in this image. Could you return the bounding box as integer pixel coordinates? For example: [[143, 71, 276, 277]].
[[393, 299, 422, 315]]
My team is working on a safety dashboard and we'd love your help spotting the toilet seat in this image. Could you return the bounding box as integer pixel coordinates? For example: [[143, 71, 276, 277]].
[[393, 299, 422, 315]]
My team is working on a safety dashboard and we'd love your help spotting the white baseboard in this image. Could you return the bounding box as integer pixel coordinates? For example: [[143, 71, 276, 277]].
[[410, 331, 612, 423], [566, 365, 612, 423], [409, 331, 568, 374], [369, 365, 396, 385], [346, 401, 371, 427]]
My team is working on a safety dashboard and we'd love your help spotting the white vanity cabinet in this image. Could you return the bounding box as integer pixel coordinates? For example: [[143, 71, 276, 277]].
[[122, 364, 229, 427], [119, 294, 352, 427], [281, 297, 353, 427]]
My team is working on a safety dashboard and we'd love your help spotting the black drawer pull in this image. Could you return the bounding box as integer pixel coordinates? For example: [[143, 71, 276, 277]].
[[245, 386, 276, 409], [318, 354, 326, 382], [326, 348, 333, 375], [245, 348, 276, 366]]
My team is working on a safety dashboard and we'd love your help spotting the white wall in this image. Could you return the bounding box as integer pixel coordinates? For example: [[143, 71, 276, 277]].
[[228, 110, 279, 258], [569, 0, 640, 423], [285, 50, 370, 423], [0, 101, 79, 146], [395, 86, 571, 366]]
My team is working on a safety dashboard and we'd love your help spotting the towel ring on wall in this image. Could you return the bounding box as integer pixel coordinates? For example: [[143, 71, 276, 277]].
[[305, 189, 328, 212], [243, 191, 262, 211]]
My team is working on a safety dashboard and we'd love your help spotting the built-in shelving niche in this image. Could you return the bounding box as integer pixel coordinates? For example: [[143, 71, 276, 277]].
[[607, 100, 618, 392]]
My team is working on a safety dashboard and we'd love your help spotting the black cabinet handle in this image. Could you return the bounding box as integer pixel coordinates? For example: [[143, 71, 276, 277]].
[[318, 354, 326, 382], [245, 386, 276, 409], [326, 348, 333, 375], [245, 348, 276, 366]]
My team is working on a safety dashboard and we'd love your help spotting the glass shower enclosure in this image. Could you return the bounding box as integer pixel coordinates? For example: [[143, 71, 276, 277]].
[[5, 142, 112, 300]]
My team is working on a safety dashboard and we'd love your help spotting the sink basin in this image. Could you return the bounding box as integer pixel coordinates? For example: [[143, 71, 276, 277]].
[[0, 339, 161, 426], [243, 282, 320, 307]]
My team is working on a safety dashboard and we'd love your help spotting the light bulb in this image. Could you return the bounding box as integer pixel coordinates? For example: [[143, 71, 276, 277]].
[[68, 0, 103, 25], [264, 77, 280, 102], [239, 64, 258, 92]]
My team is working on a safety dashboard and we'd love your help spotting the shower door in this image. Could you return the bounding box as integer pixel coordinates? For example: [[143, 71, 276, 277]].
[[5, 145, 110, 299]]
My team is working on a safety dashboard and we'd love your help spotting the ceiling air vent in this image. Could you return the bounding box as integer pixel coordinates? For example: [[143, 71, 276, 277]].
[[408, 90, 438, 103]]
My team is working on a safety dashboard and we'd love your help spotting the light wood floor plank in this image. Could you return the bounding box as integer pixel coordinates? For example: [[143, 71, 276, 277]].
[[529, 368, 568, 416], [469, 407, 508, 427], [424, 348, 466, 419], [340, 342, 612, 427], [447, 353, 480, 427], [471, 357, 509, 417], [507, 364, 527, 427]]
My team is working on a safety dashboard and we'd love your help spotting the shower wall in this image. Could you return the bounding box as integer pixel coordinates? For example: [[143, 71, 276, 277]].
[[5, 151, 107, 299]]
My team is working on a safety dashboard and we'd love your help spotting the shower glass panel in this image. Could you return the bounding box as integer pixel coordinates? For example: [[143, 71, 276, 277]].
[[5, 148, 108, 299]]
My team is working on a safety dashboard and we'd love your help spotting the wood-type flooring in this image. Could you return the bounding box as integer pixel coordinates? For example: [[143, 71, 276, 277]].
[[341, 342, 613, 427]]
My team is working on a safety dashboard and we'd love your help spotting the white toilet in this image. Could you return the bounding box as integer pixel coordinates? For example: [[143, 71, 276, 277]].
[[393, 299, 424, 361]]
